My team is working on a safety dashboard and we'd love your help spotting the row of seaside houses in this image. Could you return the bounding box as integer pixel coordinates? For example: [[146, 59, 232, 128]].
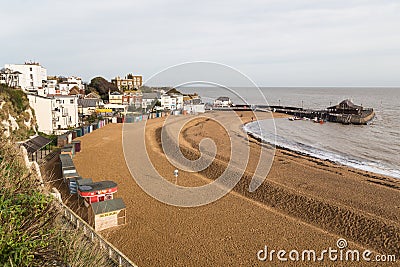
[[1, 61, 207, 135]]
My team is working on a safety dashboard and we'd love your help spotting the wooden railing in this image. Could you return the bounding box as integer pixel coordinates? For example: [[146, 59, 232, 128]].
[[21, 145, 138, 267]]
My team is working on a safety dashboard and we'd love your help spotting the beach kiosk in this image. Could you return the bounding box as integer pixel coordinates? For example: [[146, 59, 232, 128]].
[[88, 198, 126, 231], [78, 180, 118, 207]]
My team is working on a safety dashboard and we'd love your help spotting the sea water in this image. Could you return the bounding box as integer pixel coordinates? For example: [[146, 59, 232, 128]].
[[181, 87, 400, 179]]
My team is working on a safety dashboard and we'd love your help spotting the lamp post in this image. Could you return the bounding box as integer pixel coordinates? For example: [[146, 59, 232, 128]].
[[174, 169, 179, 185]]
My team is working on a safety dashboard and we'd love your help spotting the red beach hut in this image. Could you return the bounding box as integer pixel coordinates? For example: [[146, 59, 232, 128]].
[[78, 180, 118, 207]]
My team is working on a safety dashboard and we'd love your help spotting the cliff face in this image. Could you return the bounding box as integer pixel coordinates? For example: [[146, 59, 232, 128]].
[[0, 85, 36, 140]]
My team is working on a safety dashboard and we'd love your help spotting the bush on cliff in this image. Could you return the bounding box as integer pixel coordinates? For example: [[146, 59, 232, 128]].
[[0, 139, 108, 266]]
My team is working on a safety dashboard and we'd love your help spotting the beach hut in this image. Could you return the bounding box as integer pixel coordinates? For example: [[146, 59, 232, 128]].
[[75, 128, 82, 137], [59, 154, 74, 171], [75, 178, 93, 197], [61, 144, 75, 157], [59, 154, 78, 190], [88, 198, 126, 231], [72, 130, 77, 140], [77, 178, 93, 187], [66, 132, 73, 144], [78, 180, 118, 207], [69, 176, 88, 195], [66, 174, 81, 194], [71, 140, 81, 152], [63, 170, 78, 180], [125, 116, 133, 123]]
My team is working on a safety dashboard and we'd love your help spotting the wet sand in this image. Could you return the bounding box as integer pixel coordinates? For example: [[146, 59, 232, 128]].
[[71, 111, 400, 266]]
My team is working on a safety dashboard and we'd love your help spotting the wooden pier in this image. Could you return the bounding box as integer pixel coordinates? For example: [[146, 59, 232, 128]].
[[210, 99, 375, 125], [255, 100, 375, 125]]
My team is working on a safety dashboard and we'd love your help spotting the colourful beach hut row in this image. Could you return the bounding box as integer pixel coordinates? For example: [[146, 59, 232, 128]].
[[124, 115, 148, 123], [57, 119, 109, 147], [73, 120, 108, 137], [59, 148, 126, 231], [110, 112, 171, 124], [59, 153, 80, 194]]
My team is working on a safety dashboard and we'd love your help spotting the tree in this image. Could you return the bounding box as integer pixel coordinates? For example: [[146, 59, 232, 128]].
[[87, 77, 118, 100]]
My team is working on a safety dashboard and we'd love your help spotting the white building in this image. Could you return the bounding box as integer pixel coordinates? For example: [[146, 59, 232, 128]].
[[28, 94, 79, 134], [142, 93, 158, 110], [183, 104, 205, 114], [38, 79, 58, 96], [0, 68, 22, 88], [59, 76, 85, 94], [213, 96, 232, 107], [161, 94, 183, 110], [4, 62, 47, 92]]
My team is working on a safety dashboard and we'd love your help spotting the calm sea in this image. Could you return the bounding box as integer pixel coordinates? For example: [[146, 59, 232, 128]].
[[180, 87, 400, 179]]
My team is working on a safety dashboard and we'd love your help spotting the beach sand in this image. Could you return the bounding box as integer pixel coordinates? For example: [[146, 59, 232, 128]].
[[68, 111, 400, 266]]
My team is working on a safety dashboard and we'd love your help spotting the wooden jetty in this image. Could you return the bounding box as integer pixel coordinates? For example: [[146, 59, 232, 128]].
[[209, 99, 374, 125], [262, 99, 375, 125]]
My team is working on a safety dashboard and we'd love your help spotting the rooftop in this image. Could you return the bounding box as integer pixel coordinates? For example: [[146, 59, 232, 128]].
[[78, 180, 118, 193], [22, 135, 52, 154], [91, 198, 126, 215], [78, 98, 100, 108], [216, 96, 230, 101]]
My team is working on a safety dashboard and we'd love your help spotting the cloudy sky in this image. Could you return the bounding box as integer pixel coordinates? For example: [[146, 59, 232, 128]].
[[1, 0, 400, 86]]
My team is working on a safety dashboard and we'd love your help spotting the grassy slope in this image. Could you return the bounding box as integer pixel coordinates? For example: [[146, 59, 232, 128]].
[[0, 138, 109, 266]]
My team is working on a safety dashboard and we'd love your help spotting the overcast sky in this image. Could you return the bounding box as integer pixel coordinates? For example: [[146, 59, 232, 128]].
[[1, 0, 400, 86]]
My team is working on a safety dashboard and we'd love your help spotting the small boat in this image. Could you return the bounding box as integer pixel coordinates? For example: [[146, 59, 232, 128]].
[[289, 116, 301, 121], [313, 117, 325, 124]]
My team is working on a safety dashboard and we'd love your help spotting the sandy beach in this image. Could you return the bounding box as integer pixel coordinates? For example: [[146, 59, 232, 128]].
[[69, 111, 399, 266]]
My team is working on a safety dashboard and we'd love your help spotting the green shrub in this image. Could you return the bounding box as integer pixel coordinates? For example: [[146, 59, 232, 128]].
[[0, 139, 109, 266]]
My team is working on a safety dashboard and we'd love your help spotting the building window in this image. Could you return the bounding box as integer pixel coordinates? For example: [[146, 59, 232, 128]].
[[30, 74, 33, 79], [70, 99, 74, 104], [30, 67, 32, 71]]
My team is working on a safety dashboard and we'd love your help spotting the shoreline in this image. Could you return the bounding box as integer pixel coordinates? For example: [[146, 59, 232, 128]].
[[242, 113, 400, 188]]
